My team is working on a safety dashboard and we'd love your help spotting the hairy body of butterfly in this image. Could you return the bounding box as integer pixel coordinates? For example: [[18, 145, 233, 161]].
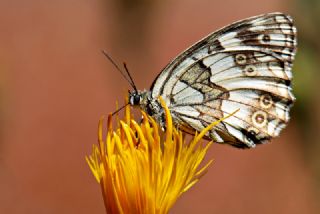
[[129, 12, 297, 149]]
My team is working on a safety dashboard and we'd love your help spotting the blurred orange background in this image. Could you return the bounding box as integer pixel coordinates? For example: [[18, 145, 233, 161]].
[[0, 0, 319, 213]]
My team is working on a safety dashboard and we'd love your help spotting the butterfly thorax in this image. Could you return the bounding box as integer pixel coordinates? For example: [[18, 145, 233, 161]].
[[129, 90, 166, 129]]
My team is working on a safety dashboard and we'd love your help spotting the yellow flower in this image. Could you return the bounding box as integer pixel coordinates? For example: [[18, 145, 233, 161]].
[[86, 97, 229, 214]]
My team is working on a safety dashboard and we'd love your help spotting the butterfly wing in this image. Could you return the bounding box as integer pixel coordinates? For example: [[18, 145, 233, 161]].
[[150, 13, 297, 148]]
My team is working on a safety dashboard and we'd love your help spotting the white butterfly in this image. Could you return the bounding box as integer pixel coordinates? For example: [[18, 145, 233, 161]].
[[126, 12, 297, 148]]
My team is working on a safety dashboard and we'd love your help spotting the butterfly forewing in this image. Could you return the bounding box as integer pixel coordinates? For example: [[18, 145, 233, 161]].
[[150, 13, 297, 148]]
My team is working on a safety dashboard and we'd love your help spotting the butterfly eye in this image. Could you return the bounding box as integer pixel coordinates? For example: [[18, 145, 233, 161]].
[[134, 95, 141, 105]]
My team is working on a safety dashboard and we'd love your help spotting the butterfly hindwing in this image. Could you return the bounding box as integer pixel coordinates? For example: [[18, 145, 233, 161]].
[[150, 13, 296, 148]]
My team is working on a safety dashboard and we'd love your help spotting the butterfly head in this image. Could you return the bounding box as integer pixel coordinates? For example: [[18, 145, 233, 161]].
[[128, 89, 165, 128], [129, 90, 142, 106], [128, 90, 156, 115]]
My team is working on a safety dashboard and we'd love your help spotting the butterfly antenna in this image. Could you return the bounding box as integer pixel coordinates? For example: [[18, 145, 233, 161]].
[[111, 103, 130, 116], [101, 50, 136, 90], [123, 62, 137, 92]]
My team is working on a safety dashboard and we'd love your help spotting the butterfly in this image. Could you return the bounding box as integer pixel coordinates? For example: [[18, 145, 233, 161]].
[[122, 12, 297, 149]]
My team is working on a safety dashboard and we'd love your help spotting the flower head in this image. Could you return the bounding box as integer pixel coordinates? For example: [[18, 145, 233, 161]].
[[86, 97, 226, 214]]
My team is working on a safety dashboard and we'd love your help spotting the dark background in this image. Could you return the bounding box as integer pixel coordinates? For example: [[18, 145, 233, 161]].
[[0, 0, 319, 213]]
